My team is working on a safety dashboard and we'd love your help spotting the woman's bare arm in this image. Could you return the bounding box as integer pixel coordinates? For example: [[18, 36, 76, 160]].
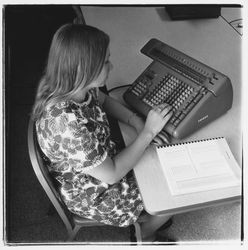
[[86, 102, 173, 184], [99, 90, 144, 133]]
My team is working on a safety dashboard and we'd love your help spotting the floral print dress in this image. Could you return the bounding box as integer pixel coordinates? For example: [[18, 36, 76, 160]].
[[36, 88, 144, 227]]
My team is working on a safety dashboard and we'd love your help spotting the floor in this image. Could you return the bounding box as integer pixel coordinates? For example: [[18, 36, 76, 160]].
[[4, 5, 243, 246]]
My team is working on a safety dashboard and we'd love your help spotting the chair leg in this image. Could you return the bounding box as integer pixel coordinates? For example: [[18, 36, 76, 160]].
[[67, 225, 81, 241], [133, 222, 142, 244]]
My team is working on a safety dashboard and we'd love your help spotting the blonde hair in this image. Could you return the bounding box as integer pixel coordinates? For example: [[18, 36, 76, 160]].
[[32, 23, 109, 120]]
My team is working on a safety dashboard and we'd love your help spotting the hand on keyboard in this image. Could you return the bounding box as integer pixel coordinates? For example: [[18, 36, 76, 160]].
[[152, 130, 171, 146], [144, 103, 173, 138]]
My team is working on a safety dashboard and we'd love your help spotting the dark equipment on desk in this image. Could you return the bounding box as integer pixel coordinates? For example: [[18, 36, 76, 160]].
[[123, 38, 233, 139], [165, 5, 221, 20]]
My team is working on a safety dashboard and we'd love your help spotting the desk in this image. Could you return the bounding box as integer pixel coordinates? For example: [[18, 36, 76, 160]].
[[82, 6, 242, 215]]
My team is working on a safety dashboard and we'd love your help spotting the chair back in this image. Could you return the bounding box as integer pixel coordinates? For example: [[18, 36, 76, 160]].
[[27, 117, 75, 233]]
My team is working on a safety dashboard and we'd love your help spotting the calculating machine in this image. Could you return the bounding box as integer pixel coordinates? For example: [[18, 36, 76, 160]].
[[123, 39, 233, 139]]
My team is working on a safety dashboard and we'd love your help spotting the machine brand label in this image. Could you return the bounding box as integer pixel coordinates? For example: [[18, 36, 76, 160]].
[[198, 115, 208, 123]]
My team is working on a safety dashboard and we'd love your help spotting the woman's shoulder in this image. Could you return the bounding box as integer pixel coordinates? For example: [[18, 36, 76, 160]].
[[36, 101, 87, 143], [43, 88, 99, 119], [46, 101, 68, 116], [45, 100, 84, 119], [36, 101, 78, 131]]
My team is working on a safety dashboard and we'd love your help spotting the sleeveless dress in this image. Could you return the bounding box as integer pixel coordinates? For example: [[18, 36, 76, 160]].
[[35, 88, 144, 227]]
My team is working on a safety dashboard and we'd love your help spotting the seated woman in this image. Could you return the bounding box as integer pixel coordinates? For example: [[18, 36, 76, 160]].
[[32, 23, 173, 242]]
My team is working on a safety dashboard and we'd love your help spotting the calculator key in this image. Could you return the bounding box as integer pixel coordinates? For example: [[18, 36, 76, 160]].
[[170, 116, 176, 123], [179, 113, 186, 120], [193, 94, 203, 103], [174, 119, 181, 126], [186, 102, 196, 111]]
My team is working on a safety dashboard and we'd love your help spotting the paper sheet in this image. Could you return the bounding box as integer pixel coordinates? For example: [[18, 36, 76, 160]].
[[156, 138, 241, 195]]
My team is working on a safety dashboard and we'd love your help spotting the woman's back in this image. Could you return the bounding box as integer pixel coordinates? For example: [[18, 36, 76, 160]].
[[36, 88, 143, 227]]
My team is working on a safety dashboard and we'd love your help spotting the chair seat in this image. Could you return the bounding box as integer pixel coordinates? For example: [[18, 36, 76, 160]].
[[73, 212, 150, 227], [73, 214, 105, 226]]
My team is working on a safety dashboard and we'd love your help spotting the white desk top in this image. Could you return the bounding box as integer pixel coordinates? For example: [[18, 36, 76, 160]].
[[82, 6, 242, 215]]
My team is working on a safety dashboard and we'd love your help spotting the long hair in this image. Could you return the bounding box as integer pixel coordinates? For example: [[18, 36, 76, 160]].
[[32, 24, 110, 120]]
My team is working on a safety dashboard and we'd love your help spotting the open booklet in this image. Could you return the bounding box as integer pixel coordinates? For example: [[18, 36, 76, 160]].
[[156, 137, 241, 196]]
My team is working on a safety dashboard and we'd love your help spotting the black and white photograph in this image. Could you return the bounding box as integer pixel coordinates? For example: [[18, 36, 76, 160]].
[[2, 2, 246, 247]]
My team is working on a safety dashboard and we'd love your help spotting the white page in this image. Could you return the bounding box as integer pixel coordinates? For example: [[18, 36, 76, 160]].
[[156, 138, 241, 195]]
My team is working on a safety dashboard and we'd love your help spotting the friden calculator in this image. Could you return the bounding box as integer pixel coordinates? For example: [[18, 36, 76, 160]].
[[123, 39, 233, 139]]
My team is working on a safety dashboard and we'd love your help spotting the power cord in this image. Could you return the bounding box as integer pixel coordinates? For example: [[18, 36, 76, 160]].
[[229, 18, 243, 27], [107, 84, 131, 94], [220, 15, 243, 36]]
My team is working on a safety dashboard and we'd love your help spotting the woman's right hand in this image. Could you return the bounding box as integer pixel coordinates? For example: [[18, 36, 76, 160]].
[[143, 103, 173, 138]]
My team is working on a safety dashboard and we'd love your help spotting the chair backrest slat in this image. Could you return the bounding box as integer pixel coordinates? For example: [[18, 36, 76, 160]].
[[27, 117, 74, 232]]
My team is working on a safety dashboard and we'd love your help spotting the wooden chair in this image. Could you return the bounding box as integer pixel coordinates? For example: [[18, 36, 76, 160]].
[[27, 117, 148, 242]]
